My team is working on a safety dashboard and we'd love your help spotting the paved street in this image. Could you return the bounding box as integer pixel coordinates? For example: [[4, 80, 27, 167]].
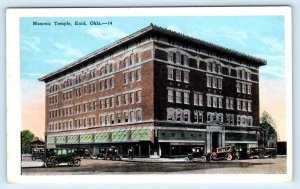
[[21, 156, 287, 175]]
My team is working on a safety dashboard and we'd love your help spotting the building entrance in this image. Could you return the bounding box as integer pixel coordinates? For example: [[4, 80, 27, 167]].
[[212, 132, 219, 151]]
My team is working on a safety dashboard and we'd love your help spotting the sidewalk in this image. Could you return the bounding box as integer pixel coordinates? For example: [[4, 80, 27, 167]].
[[21, 160, 44, 168]]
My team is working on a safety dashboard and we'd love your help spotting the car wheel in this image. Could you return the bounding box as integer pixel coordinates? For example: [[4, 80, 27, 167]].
[[258, 153, 264, 159], [201, 156, 207, 162], [74, 159, 81, 167], [271, 154, 277, 159], [52, 160, 59, 167], [184, 157, 190, 163], [225, 153, 233, 161], [32, 156, 36, 161]]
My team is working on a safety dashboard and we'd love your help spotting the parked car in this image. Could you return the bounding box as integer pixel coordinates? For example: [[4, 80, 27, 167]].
[[74, 148, 95, 159], [207, 146, 239, 161], [184, 146, 207, 163], [31, 148, 45, 161], [249, 147, 277, 159], [43, 148, 81, 167], [96, 146, 122, 160]]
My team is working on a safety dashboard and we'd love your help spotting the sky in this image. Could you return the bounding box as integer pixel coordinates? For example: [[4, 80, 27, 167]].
[[20, 16, 286, 140]]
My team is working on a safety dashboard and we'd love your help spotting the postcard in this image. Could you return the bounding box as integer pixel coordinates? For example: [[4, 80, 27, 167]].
[[6, 7, 292, 183]]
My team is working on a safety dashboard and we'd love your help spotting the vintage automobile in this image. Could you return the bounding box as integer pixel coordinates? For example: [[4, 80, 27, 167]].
[[74, 148, 95, 159], [184, 146, 207, 163], [31, 148, 45, 161], [96, 146, 122, 160], [249, 147, 277, 159], [207, 146, 240, 161], [43, 148, 81, 167]]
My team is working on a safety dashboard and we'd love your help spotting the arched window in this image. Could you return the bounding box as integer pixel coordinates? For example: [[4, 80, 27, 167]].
[[100, 67, 105, 76], [136, 110, 142, 121]]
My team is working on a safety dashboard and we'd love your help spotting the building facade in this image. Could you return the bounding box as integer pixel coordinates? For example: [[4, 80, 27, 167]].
[[39, 24, 266, 157]]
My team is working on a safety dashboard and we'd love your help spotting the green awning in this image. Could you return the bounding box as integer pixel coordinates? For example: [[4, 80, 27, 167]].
[[67, 135, 79, 143], [94, 131, 110, 142], [80, 133, 93, 143], [112, 130, 128, 142], [131, 129, 151, 141], [56, 136, 66, 144]]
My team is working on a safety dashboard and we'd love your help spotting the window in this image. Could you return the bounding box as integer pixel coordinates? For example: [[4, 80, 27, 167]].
[[207, 76, 211, 87], [237, 100, 241, 110], [136, 69, 141, 81], [183, 110, 190, 122], [136, 110, 142, 121], [130, 92, 135, 104], [123, 73, 128, 84], [230, 99, 234, 110], [199, 94, 203, 106], [168, 67, 173, 80], [100, 116, 104, 126], [218, 78, 222, 89], [116, 95, 121, 106], [176, 69, 181, 81], [124, 94, 129, 105], [193, 93, 198, 105], [110, 97, 114, 107], [168, 51, 173, 62], [181, 54, 185, 65], [212, 63, 216, 73], [207, 62, 211, 72], [183, 71, 189, 83], [212, 77, 217, 88], [130, 111, 135, 122], [105, 98, 110, 108], [242, 101, 246, 111], [173, 52, 177, 63], [124, 112, 129, 123], [226, 98, 229, 109], [136, 91, 142, 103], [100, 99, 105, 109], [247, 72, 251, 80], [176, 91, 181, 103], [105, 115, 109, 125], [247, 84, 252, 94], [248, 101, 252, 112], [168, 89, 174, 103], [207, 96, 211, 107], [167, 108, 175, 121], [117, 113, 121, 123], [129, 71, 134, 82], [218, 97, 222, 108], [184, 92, 189, 104], [213, 97, 217, 108], [242, 83, 246, 93], [194, 110, 203, 123], [237, 82, 241, 93], [242, 70, 246, 79], [218, 65, 222, 74]]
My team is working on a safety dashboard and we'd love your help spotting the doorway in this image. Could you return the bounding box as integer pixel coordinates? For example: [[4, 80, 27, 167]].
[[212, 132, 219, 151]]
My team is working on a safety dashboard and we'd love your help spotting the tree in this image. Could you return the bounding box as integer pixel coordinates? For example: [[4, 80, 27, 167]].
[[21, 130, 35, 154], [258, 111, 277, 146]]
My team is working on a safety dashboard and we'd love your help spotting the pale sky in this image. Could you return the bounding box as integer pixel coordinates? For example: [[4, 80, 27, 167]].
[[20, 16, 286, 140]]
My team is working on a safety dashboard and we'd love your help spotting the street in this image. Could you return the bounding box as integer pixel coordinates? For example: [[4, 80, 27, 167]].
[[21, 156, 287, 175]]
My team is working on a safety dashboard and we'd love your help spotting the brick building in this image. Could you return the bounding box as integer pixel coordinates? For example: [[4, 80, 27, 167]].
[[39, 24, 266, 157]]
